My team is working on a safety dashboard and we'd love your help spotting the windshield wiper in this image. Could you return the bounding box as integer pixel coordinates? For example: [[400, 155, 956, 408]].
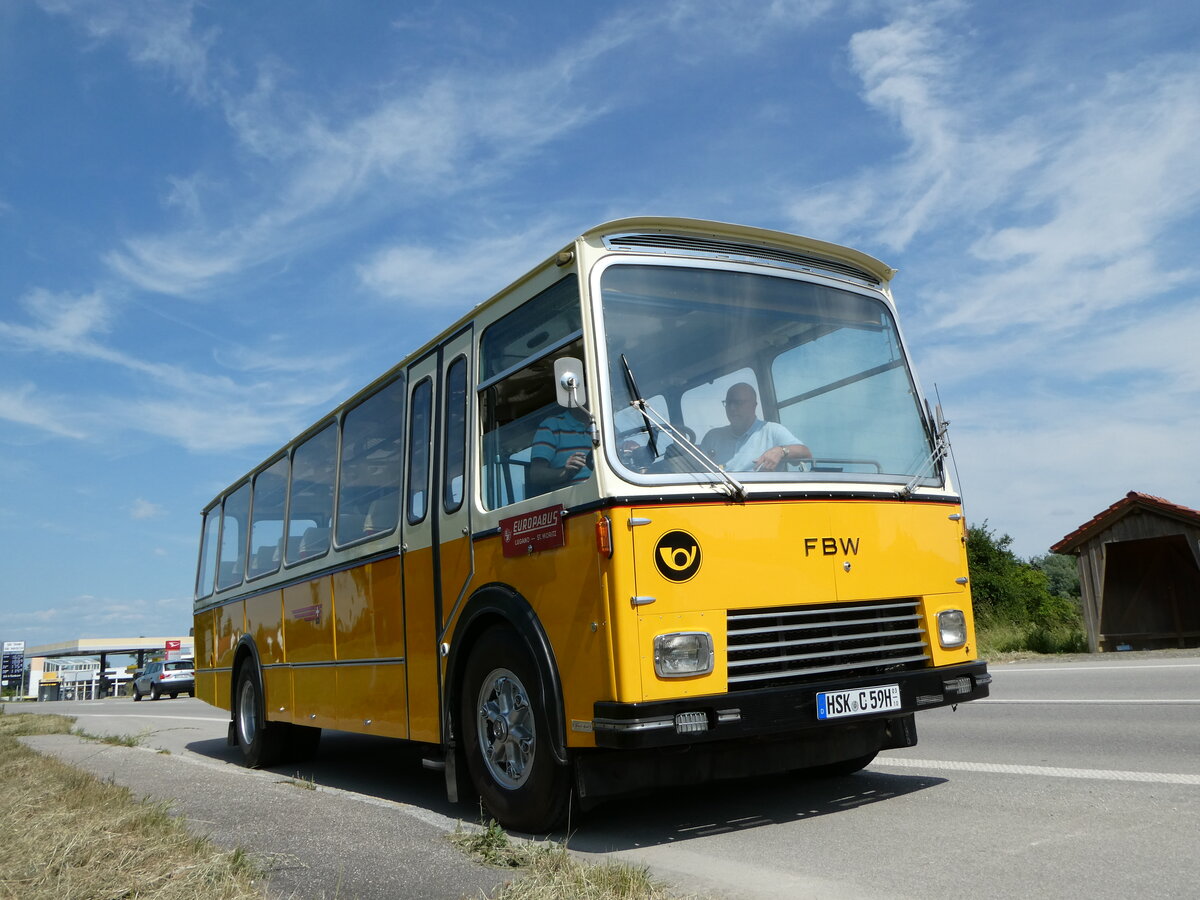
[[620, 355, 659, 460], [899, 400, 951, 498], [621, 387, 747, 502]]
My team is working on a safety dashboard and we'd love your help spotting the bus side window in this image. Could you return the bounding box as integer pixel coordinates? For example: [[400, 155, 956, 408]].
[[479, 338, 584, 508], [407, 378, 433, 524], [217, 482, 250, 590], [247, 456, 287, 579], [478, 274, 583, 511], [336, 377, 404, 545], [196, 506, 220, 599], [443, 356, 468, 513], [287, 422, 336, 565]]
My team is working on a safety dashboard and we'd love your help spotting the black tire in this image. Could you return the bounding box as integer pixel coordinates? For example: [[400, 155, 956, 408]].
[[234, 663, 286, 768], [150, 685, 161, 701], [169, 693, 178, 699], [460, 626, 571, 833], [132, 687, 142, 702]]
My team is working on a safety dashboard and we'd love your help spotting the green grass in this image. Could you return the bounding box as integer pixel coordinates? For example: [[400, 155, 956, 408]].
[[450, 819, 696, 900], [977, 618, 1088, 657]]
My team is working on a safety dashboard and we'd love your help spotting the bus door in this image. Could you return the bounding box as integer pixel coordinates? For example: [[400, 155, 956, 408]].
[[401, 328, 475, 744]]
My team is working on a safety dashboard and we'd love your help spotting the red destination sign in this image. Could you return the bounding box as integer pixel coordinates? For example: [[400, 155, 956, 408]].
[[500, 505, 567, 557]]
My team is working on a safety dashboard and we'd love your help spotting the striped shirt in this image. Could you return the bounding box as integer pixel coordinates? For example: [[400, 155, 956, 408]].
[[531, 410, 593, 483]]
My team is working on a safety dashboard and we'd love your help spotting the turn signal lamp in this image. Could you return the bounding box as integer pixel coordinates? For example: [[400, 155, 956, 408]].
[[595, 516, 613, 557], [653, 632, 713, 677], [937, 609, 967, 648]]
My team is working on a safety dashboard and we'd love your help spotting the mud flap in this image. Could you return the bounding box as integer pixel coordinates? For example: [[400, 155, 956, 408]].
[[881, 713, 918, 750]]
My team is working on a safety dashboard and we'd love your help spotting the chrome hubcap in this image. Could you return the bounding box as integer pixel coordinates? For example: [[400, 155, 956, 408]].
[[237, 677, 257, 746], [476, 668, 534, 789]]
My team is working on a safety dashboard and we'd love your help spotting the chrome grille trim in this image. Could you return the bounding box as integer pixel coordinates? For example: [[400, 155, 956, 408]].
[[726, 599, 930, 690], [604, 232, 882, 286]]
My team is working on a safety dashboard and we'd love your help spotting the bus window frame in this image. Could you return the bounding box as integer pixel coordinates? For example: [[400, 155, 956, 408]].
[[245, 453, 289, 583], [216, 480, 252, 592], [334, 375, 406, 551], [406, 376, 434, 526], [195, 502, 221, 600], [284, 418, 338, 568], [588, 254, 936, 490], [443, 354, 468, 515]]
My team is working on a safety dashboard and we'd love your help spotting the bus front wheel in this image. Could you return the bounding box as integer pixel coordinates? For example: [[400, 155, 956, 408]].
[[234, 664, 285, 768], [460, 627, 570, 833]]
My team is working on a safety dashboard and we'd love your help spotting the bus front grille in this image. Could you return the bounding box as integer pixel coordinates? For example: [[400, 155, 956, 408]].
[[726, 599, 930, 690]]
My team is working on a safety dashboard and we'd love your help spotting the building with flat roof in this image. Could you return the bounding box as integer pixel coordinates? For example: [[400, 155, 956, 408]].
[[12, 637, 193, 700]]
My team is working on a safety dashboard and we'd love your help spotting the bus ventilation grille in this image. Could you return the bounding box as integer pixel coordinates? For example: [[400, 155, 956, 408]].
[[603, 232, 882, 286], [726, 599, 929, 690]]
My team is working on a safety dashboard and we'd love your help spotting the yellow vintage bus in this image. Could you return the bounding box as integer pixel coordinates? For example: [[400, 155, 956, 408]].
[[193, 217, 990, 831]]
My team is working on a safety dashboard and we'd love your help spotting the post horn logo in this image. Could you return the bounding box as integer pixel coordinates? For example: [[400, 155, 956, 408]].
[[654, 530, 702, 583]]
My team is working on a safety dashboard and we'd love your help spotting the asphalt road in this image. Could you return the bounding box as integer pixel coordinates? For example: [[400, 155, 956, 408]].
[[11, 652, 1200, 899]]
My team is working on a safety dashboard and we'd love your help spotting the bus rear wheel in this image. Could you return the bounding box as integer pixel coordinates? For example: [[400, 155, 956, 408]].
[[234, 664, 285, 768], [460, 627, 570, 833]]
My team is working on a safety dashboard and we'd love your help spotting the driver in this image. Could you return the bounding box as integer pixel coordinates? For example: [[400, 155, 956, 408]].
[[700, 383, 811, 472]]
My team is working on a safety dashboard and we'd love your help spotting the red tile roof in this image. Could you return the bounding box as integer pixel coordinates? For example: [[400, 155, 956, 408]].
[[1051, 491, 1200, 554]]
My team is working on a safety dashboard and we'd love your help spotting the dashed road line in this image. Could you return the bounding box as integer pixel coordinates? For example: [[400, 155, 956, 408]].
[[875, 756, 1200, 785]]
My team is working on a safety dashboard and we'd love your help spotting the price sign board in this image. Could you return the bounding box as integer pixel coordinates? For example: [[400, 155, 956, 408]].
[[1, 641, 25, 683], [165, 640, 182, 662]]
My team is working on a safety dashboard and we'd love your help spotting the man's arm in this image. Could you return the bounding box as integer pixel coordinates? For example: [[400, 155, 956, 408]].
[[752, 423, 811, 471]]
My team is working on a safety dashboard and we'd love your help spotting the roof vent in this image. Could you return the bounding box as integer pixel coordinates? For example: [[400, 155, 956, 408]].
[[603, 232, 881, 286]]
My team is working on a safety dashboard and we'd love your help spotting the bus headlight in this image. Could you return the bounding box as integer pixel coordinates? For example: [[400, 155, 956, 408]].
[[937, 609, 967, 648], [654, 632, 714, 677]]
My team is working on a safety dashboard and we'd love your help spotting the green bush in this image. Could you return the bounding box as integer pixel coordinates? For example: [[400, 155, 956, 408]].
[[968, 522, 1086, 655]]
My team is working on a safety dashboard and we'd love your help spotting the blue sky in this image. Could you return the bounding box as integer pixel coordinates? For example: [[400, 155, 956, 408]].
[[3, 0, 1198, 646]]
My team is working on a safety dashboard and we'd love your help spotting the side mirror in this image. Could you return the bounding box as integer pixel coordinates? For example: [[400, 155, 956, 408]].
[[554, 357, 587, 408]]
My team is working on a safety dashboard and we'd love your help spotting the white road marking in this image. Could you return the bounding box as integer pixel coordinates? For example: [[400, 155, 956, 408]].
[[979, 698, 1200, 704], [69, 713, 226, 723], [996, 663, 1200, 673], [875, 756, 1200, 785]]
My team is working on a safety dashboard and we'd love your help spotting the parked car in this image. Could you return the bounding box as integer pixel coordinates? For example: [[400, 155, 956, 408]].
[[132, 660, 194, 701]]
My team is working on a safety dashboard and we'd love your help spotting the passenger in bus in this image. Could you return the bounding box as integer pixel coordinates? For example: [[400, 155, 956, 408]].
[[528, 406, 593, 493], [700, 382, 811, 472]]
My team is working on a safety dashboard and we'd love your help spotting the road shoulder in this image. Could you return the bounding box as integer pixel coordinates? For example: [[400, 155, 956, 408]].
[[21, 734, 511, 900]]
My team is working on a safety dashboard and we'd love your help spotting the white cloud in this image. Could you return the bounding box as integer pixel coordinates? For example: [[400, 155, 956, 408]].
[[8, 594, 189, 645], [0, 384, 88, 440], [102, 29, 627, 298], [357, 222, 573, 308], [36, 0, 215, 101], [0, 288, 347, 453], [130, 499, 164, 520], [780, 2, 1200, 559]]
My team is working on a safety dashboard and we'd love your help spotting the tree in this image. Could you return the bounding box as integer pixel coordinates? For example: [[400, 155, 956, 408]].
[[966, 522, 1050, 623], [1031, 552, 1081, 599], [967, 522, 1087, 653]]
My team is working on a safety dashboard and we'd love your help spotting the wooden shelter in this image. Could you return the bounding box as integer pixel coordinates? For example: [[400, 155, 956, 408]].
[[1052, 492, 1200, 652]]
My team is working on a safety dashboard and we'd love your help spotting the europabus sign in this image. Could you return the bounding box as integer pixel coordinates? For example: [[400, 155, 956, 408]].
[[500, 505, 567, 557]]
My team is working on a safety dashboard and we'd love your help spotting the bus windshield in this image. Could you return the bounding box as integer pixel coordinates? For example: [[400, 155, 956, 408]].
[[599, 263, 937, 485]]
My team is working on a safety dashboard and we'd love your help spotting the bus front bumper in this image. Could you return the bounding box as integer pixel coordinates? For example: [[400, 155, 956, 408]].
[[590, 660, 990, 750]]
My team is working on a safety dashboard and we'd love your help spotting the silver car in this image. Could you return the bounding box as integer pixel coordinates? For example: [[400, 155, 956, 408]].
[[132, 660, 194, 701]]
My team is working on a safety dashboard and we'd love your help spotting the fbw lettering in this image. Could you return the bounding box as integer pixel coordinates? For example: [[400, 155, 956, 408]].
[[803, 537, 861, 556]]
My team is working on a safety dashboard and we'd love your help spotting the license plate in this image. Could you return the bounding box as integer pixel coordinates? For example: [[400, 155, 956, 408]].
[[816, 684, 902, 720]]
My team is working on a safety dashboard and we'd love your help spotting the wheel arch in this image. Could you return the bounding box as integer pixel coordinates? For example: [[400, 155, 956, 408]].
[[445, 582, 568, 766], [230, 635, 265, 716]]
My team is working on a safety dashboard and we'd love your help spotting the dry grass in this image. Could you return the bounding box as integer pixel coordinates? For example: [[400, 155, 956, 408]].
[[451, 820, 691, 900], [0, 710, 264, 900]]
